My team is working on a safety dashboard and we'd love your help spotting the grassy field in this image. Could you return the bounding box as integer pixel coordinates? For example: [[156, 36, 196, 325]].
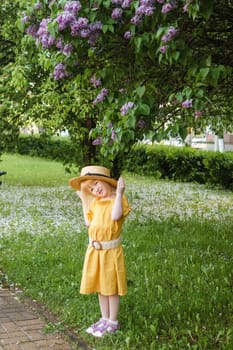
[[0, 154, 233, 350]]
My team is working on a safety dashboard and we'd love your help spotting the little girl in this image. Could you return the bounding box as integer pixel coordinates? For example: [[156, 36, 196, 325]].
[[69, 165, 131, 337]]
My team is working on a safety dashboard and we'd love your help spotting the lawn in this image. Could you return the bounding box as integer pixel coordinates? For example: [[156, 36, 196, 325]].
[[0, 153, 233, 349]]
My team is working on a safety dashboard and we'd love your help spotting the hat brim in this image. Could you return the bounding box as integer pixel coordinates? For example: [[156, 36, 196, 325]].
[[69, 175, 117, 190]]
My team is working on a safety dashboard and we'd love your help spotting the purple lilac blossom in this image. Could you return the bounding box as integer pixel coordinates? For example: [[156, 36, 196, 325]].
[[131, 15, 143, 25], [161, 26, 178, 42], [37, 18, 50, 37], [88, 21, 103, 45], [156, 0, 165, 3], [92, 137, 102, 145], [89, 21, 102, 32], [121, 0, 132, 8], [56, 38, 64, 49], [70, 17, 89, 35], [111, 130, 116, 141], [112, 0, 123, 4], [182, 99, 193, 108], [56, 11, 76, 31], [53, 63, 69, 80], [90, 76, 102, 87], [93, 88, 109, 105], [34, 2, 43, 10], [124, 31, 133, 39], [111, 8, 123, 20], [62, 43, 73, 55], [80, 29, 91, 38], [64, 1, 82, 13], [161, 3, 174, 13], [26, 24, 39, 38], [136, 0, 155, 16], [160, 45, 168, 53], [40, 34, 56, 48], [120, 101, 135, 116], [22, 15, 30, 23]]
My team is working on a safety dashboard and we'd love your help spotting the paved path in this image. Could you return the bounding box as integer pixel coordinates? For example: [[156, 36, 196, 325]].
[[0, 287, 77, 350]]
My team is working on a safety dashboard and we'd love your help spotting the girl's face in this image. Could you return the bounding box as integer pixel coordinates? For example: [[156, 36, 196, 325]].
[[87, 180, 113, 198]]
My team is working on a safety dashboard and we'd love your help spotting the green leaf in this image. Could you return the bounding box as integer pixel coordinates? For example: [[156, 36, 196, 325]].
[[126, 115, 136, 129], [102, 24, 114, 33], [199, 67, 210, 80], [134, 37, 142, 51], [136, 104, 150, 116], [136, 86, 146, 98]]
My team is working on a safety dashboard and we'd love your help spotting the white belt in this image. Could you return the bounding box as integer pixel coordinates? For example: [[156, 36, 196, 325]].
[[89, 235, 122, 250]]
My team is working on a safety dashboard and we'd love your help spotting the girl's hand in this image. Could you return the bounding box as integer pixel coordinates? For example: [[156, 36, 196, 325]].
[[116, 176, 125, 195]]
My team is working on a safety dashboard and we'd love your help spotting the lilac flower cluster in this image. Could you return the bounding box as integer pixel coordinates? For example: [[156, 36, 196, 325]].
[[62, 43, 73, 55], [55, 4, 102, 45], [90, 75, 102, 87], [37, 18, 56, 49], [136, 0, 155, 17], [182, 99, 192, 108], [120, 101, 135, 116], [161, 26, 179, 42], [130, 15, 143, 25], [93, 88, 109, 105], [53, 63, 69, 80], [22, 1, 102, 55], [64, 1, 82, 13], [34, 2, 43, 10], [92, 137, 102, 145], [160, 45, 168, 53], [124, 31, 133, 39], [111, 8, 123, 20], [161, 1, 177, 13], [25, 24, 39, 38]]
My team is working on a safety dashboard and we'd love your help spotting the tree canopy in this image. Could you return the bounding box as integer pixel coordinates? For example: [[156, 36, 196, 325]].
[[1, 0, 233, 168]]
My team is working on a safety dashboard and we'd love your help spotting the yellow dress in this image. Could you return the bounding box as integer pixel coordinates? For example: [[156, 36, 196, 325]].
[[80, 195, 131, 296]]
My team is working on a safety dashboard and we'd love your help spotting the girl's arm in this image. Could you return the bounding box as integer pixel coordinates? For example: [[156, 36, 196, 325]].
[[111, 177, 125, 221], [76, 190, 90, 226]]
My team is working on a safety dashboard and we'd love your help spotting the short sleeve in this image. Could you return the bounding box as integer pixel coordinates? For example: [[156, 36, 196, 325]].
[[122, 195, 131, 218]]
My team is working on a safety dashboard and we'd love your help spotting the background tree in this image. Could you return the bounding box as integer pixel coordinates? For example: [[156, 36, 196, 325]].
[[1, 0, 233, 172]]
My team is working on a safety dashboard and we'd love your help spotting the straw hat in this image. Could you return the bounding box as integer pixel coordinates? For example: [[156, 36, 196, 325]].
[[69, 165, 117, 190]]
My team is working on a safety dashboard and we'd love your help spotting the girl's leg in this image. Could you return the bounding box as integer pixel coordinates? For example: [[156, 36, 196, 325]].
[[98, 294, 109, 319], [109, 294, 120, 322], [98, 294, 120, 321]]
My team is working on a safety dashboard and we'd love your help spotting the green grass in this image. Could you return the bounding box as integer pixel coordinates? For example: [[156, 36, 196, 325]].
[[1, 153, 74, 186], [0, 154, 233, 350]]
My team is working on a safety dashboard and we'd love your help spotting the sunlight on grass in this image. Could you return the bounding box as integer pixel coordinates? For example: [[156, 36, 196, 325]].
[[1, 153, 75, 186]]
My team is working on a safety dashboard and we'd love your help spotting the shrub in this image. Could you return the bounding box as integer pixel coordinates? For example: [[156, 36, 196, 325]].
[[125, 144, 233, 190]]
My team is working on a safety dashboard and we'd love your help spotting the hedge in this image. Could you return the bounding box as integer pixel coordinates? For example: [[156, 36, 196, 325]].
[[125, 144, 233, 190], [3, 135, 233, 190]]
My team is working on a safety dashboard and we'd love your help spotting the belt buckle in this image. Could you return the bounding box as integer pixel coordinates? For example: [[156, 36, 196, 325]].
[[92, 240, 102, 250]]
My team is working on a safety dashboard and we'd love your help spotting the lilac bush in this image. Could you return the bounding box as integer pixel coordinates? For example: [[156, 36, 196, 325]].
[[21, 0, 226, 161]]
